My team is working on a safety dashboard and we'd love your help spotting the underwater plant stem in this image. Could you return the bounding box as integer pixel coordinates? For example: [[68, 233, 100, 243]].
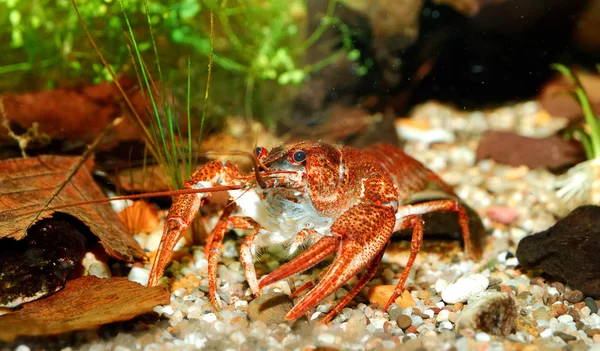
[[295, 0, 337, 55], [117, 0, 178, 187], [70, 0, 161, 163], [552, 64, 600, 159], [196, 10, 214, 167]]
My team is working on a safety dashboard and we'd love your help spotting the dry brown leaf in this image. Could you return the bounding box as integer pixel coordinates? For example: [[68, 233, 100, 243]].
[[0, 155, 144, 262], [0, 77, 149, 150], [118, 200, 160, 234], [0, 276, 170, 342]]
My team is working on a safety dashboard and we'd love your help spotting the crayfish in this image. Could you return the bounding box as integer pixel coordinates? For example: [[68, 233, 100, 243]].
[[148, 141, 474, 323]]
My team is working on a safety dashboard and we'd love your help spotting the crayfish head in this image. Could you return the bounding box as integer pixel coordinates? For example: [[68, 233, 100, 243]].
[[256, 141, 343, 201]]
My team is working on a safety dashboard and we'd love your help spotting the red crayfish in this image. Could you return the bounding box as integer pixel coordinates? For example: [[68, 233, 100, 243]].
[[148, 141, 474, 323]]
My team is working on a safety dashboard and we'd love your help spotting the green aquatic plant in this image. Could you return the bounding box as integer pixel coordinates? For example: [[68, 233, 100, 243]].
[[552, 64, 600, 160], [1, 0, 359, 125], [552, 63, 600, 205]]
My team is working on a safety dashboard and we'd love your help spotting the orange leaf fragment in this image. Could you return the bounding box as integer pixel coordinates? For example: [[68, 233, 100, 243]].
[[0, 276, 170, 342], [368, 285, 416, 309], [118, 200, 160, 234]]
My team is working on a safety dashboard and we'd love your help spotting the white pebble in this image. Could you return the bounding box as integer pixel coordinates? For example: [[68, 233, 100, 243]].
[[475, 332, 491, 342], [127, 267, 150, 286], [557, 315, 574, 324], [437, 309, 450, 322], [580, 306, 591, 316], [540, 328, 553, 338], [441, 274, 489, 303], [202, 312, 217, 323], [317, 333, 336, 345], [15, 346, 30, 351], [423, 309, 434, 319], [435, 279, 449, 293], [505, 257, 519, 266], [160, 305, 174, 316], [411, 315, 424, 327], [439, 321, 453, 329]]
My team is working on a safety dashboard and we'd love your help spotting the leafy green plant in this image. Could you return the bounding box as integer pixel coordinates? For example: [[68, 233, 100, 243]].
[[552, 63, 600, 160]]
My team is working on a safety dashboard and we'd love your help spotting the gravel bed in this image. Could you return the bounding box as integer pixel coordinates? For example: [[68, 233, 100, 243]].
[[11, 101, 600, 351]]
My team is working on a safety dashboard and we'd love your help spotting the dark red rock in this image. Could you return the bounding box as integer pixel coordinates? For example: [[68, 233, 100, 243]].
[[476, 130, 585, 170], [516, 205, 600, 298]]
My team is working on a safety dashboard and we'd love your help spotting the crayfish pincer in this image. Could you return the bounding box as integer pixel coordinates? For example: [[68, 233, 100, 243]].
[[147, 141, 474, 323]]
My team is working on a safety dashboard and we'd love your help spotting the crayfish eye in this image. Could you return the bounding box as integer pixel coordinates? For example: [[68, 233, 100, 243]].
[[291, 150, 307, 164], [255, 146, 268, 159]]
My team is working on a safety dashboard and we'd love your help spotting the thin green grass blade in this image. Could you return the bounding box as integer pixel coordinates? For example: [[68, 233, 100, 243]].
[[117, 0, 178, 188], [552, 63, 600, 159]]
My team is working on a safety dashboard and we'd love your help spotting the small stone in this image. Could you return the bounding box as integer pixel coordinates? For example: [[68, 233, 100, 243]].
[[563, 290, 584, 303], [247, 292, 294, 325], [475, 332, 491, 342], [554, 331, 576, 342], [539, 328, 553, 338], [550, 303, 568, 317], [530, 277, 546, 287], [567, 308, 580, 322], [455, 292, 517, 336], [411, 315, 424, 327], [551, 282, 565, 294], [448, 312, 459, 323], [437, 309, 450, 322], [587, 329, 600, 337], [416, 290, 431, 299], [396, 314, 412, 329], [585, 297, 599, 314], [405, 325, 418, 334], [485, 206, 519, 225], [441, 274, 489, 304], [557, 314, 573, 324]]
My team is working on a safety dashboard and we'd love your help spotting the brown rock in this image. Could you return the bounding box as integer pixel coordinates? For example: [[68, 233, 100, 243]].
[[247, 292, 294, 325], [476, 131, 585, 170], [405, 325, 418, 334], [396, 314, 412, 329], [539, 70, 600, 121], [517, 206, 600, 299], [563, 290, 585, 304], [551, 282, 566, 294]]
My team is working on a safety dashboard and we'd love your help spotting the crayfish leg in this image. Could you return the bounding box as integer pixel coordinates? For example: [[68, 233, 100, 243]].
[[147, 161, 248, 288], [320, 246, 387, 324], [383, 214, 424, 311]]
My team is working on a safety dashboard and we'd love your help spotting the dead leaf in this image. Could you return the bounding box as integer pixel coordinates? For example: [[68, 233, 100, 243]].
[[118, 201, 160, 234], [0, 77, 148, 150], [0, 276, 170, 342], [0, 155, 144, 262]]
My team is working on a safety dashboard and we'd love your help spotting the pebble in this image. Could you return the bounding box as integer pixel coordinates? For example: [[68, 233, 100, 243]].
[[557, 314, 574, 324], [396, 315, 412, 329], [441, 274, 489, 304], [551, 282, 565, 294], [585, 297, 599, 314], [563, 290, 584, 303], [437, 309, 450, 322], [411, 315, 424, 327], [475, 332, 491, 342], [554, 331, 577, 342], [587, 329, 600, 338]]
